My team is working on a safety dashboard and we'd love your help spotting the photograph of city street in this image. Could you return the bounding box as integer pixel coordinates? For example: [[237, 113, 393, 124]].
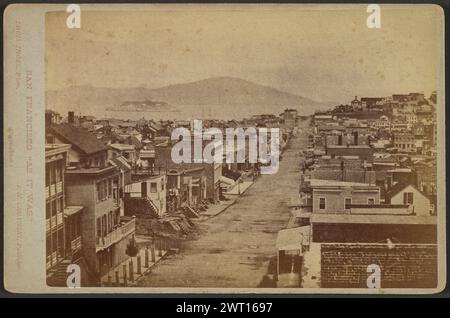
[[43, 5, 442, 289]]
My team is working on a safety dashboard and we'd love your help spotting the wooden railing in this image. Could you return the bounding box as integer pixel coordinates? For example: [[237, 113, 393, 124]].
[[121, 217, 136, 237], [49, 213, 64, 230], [45, 182, 63, 199], [57, 212, 63, 226], [71, 236, 82, 253], [96, 217, 135, 251]]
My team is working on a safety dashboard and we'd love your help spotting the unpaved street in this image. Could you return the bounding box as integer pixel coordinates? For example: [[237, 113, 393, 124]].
[[139, 120, 310, 287]]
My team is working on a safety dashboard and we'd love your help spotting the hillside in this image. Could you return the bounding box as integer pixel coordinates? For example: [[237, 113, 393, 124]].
[[46, 77, 333, 118]]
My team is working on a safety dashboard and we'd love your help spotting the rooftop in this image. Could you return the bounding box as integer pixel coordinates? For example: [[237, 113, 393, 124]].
[[309, 178, 374, 188], [110, 143, 136, 151], [50, 124, 109, 155], [45, 143, 71, 156], [311, 213, 436, 225], [65, 165, 117, 175], [327, 145, 371, 149], [276, 226, 311, 251]]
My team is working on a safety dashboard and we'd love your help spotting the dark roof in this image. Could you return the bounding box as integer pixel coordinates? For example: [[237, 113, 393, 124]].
[[384, 182, 424, 199], [361, 97, 384, 102], [110, 156, 132, 173], [50, 123, 109, 155], [385, 182, 408, 198], [129, 135, 143, 149]]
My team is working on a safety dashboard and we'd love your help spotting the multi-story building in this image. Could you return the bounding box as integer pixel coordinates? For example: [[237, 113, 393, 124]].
[[155, 139, 222, 203], [393, 132, 416, 152], [47, 121, 136, 280], [326, 144, 374, 163], [283, 108, 298, 129], [385, 183, 433, 216], [308, 179, 380, 214], [124, 172, 167, 218], [165, 167, 208, 212], [109, 143, 138, 166], [373, 115, 390, 130], [45, 143, 84, 286]]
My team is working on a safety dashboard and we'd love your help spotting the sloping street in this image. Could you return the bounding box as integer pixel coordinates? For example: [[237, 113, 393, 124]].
[[139, 120, 310, 287]]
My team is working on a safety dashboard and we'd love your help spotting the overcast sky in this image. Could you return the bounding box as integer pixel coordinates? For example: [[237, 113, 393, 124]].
[[46, 5, 441, 104]]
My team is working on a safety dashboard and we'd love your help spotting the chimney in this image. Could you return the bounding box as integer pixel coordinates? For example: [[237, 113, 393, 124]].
[[45, 112, 53, 127], [68, 111, 75, 125]]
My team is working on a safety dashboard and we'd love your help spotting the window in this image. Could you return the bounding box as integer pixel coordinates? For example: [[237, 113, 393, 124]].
[[403, 192, 414, 204], [96, 182, 101, 201], [345, 198, 351, 210], [46, 202, 50, 219], [96, 180, 108, 202], [367, 198, 375, 205], [109, 211, 113, 231], [56, 197, 62, 213], [150, 182, 157, 193], [46, 235, 51, 258], [50, 164, 56, 185], [51, 201, 57, 217], [319, 198, 326, 210], [96, 218, 102, 238], [45, 167, 50, 187], [113, 178, 119, 200], [115, 209, 120, 226], [102, 215, 107, 236], [108, 179, 112, 197], [51, 231, 58, 254], [55, 162, 62, 182]]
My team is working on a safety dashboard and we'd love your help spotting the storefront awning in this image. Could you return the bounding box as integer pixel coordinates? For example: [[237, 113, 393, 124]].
[[276, 226, 310, 251]]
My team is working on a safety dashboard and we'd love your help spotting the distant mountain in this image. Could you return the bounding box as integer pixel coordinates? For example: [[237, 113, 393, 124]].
[[46, 77, 334, 118]]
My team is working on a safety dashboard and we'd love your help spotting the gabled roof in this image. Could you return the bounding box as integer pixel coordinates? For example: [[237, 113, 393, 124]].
[[129, 135, 143, 149], [49, 124, 108, 155], [385, 182, 422, 199]]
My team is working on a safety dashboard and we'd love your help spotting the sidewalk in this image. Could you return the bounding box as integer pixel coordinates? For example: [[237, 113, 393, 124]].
[[201, 181, 254, 218], [201, 199, 236, 218], [100, 241, 169, 286], [223, 181, 253, 196]]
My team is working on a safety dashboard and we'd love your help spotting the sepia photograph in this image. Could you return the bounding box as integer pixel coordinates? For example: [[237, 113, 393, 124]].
[[3, 3, 446, 294]]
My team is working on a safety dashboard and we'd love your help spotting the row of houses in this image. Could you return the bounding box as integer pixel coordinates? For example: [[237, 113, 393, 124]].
[[45, 108, 298, 286], [276, 95, 438, 288]]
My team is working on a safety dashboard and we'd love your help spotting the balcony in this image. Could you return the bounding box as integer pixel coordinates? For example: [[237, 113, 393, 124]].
[[96, 216, 136, 252], [46, 181, 63, 199], [47, 213, 63, 232], [120, 216, 136, 237], [70, 236, 82, 254], [46, 251, 58, 270]]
